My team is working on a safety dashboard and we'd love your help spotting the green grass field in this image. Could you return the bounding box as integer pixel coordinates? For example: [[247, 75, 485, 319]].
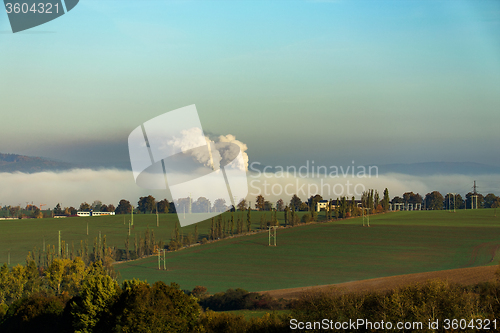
[[2, 209, 500, 295], [0, 210, 307, 265], [114, 209, 500, 293]]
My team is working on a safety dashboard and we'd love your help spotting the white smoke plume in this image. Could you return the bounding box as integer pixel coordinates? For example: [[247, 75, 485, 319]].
[[212, 134, 249, 171], [165, 128, 249, 172]]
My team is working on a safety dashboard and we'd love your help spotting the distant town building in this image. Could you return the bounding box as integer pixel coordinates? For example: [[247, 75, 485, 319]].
[[316, 200, 363, 212], [316, 200, 330, 212]]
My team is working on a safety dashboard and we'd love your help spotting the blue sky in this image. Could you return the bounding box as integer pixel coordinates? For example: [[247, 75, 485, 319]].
[[1, 0, 499, 169]]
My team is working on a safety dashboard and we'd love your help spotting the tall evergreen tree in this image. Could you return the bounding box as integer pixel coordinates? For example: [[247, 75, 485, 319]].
[[284, 206, 289, 226], [247, 207, 251, 232], [210, 218, 215, 240], [382, 188, 390, 211]]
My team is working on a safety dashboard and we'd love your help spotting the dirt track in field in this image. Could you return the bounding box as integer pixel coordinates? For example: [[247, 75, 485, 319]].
[[263, 265, 499, 299]]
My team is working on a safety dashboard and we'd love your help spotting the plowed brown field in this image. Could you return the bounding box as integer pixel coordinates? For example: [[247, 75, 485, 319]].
[[264, 265, 499, 299]]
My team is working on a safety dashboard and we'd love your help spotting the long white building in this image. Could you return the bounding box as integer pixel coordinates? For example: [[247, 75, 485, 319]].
[[77, 211, 115, 217]]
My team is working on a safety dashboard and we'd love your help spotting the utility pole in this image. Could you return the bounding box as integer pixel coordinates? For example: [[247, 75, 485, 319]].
[[362, 208, 370, 227], [268, 226, 277, 246], [131, 205, 134, 226], [156, 202, 159, 227], [453, 193, 456, 212], [472, 181, 479, 209], [58, 230, 61, 257], [449, 193, 457, 212], [158, 249, 166, 270]]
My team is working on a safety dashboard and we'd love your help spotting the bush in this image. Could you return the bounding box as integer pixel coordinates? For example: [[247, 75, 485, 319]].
[[1, 294, 66, 333], [107, 280, 201, 332], [200, 289, 288, 312], [200, 288, 249, 311], [301, 213, 311, 223], [192, 286, 208, 299], [168, 240, 180, 251], [291, 280, 486, 332], [243, 293, 286, 310], [247, 312, 290, 333], [198, 310, 248, 333], [198, 310, 290, 333]]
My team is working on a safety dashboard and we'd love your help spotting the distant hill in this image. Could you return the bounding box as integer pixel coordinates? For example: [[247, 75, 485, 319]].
[[0, 153, 75, 173], [378, 162, 500, 175]]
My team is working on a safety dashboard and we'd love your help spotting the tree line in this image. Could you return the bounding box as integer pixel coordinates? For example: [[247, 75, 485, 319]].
[[391, 191, 500, 210], [3, 186, 498, 220]]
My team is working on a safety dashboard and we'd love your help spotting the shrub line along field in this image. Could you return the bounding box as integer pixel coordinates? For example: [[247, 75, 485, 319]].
[[2, 209, 500, 294]]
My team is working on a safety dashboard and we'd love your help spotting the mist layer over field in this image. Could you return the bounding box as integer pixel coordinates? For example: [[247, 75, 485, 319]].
[[0, 168, 499, 207]]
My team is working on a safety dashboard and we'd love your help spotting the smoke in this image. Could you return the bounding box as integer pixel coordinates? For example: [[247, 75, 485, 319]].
[[165, 129, 249, 172], [212, 134, 249, 171], [0, 133, 250, 209]]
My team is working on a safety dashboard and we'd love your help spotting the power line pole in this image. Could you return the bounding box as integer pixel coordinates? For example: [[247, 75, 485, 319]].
[[362, 208, 370, 227], [362, 207, 365, 226], [58, 230, 61, 258], [472, 180, 479, 209], [156, 202, 159, 227], [449, 193, 456, 212], [158, 249, 166, 270], [268, 226, 277, 246], [131, 205, 134, 226]]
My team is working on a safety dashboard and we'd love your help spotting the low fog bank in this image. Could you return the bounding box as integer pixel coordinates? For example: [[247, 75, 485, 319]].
[[0, 169, 169, 209], [1, 168, 499, 209]]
